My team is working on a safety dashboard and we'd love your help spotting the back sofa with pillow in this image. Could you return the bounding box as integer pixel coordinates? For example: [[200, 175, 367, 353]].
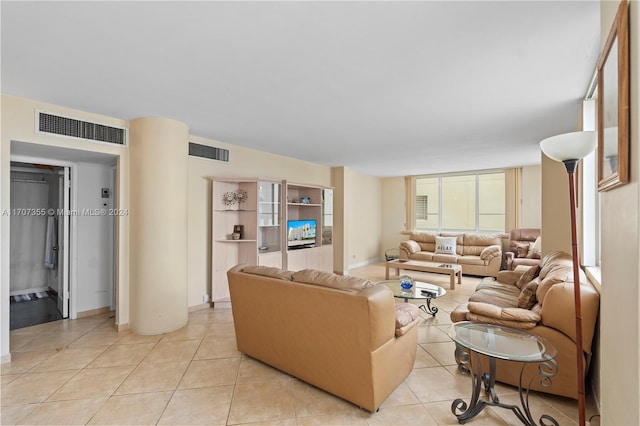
[[227, 264, 420, 412], [399, 232, 504, 277]]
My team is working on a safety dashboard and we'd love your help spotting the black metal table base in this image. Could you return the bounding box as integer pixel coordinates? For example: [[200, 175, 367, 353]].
[[401, 295, 439, 317], [418, 298, 438, 316], [451, 345, 559, 425]]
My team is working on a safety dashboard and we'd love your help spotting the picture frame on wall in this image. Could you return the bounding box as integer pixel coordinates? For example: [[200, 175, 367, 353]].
[[597, 0, 629, 192]]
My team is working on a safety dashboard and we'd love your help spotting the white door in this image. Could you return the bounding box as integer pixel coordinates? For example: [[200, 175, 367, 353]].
[[56, 167, 70, 318]]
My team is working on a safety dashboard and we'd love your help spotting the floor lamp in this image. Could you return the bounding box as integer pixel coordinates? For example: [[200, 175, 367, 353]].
[[540, 131, 596, 426]]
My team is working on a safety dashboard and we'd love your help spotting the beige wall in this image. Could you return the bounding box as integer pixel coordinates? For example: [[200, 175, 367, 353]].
[[381, 177, 407, 257], [343, 168, 383, 269], [598, 1, 640, 424], [331, 167, 346, 274], [521, 165, 541, 228], [540, 154, 572, 256]]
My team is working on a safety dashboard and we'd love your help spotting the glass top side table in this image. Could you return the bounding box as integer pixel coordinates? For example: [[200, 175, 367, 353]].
[[447, 322, 559, 426]]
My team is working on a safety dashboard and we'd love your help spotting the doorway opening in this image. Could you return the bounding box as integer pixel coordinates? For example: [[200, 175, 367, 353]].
[[9, 162, 70, 329]]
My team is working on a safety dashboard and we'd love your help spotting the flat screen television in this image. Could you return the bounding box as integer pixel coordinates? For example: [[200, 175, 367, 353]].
[[287, 219, 316, 249]]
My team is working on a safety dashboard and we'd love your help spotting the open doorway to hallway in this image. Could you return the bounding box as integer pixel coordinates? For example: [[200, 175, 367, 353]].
[[8, 143, 118, 333], [9, 162, 68, 329]]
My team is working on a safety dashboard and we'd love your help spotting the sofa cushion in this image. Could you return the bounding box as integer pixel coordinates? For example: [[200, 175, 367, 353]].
[[435, 236, 457, 255], [517, 281, 539, 309], [412, 252, 435, 261], [515, 242, 530, 258], [457, 255, 484, 266], [469, 279, 520, 308], [241, 265, 294, 281], [462, 234, 501, 256], [432, 253, 458, 264], [411, 232, 437, 253], [467, 302, 540, 329], [291, 269, 374, 293], [515, 265, 540, 290], [535, 251, 573, 303], [468, 302, 541, 323]]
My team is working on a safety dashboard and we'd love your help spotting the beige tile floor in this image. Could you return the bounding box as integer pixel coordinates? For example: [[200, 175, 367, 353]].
[[1, 262, 599, 425]]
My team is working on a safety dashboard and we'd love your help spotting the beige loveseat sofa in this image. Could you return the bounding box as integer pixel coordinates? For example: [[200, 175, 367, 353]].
[[227, 264, 420, 412], [399, 232, 503, 277], [450, 251, 600, 399]]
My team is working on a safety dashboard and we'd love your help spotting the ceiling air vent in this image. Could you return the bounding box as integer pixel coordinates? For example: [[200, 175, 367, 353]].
[[189, 142, 229, 162], [37, 110, 127, 146]]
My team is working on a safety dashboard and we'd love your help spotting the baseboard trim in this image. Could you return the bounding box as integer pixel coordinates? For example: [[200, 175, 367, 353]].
[[1, 353, 12, 364], [213, 300, 232, 309], [115, 322, 129, 332], [10, 286, 49, 296], [188, 303, 210, 312], [348, 257, 385, 270], [77, 306, 112, 318]]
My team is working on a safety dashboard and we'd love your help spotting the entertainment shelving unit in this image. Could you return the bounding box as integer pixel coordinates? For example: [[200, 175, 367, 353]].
[[211, 177, 332, 306], [284, 182, 333, 272]]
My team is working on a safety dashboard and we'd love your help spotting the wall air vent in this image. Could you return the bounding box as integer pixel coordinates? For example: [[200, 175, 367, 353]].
[[189, 142, 229, 162], [36, 110, 127, 146]]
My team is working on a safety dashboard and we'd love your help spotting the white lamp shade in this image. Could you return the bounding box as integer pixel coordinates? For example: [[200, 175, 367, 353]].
[[540, 131, 596, 162]]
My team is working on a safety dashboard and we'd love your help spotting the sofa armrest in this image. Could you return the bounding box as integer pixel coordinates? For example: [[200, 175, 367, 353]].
[[395, 317, 419, 337], [505, 251, 515, 268], [480, 245, 502, 261], [467, 302, 541, 329], [496, 270, 525, 286], [399, 240, 420, 258]]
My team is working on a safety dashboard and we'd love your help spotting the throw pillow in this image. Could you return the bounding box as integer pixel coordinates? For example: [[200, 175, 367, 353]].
[[515, 265, 540, 290], [517, 281, 539, 309], [527, 236, 542, 259], [526, 243, 541, 259], [515, 242, 530, 258], [435, 236, 457, 255]]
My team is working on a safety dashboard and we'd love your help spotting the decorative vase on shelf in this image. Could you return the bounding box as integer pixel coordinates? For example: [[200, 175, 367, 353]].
[[400, 275, 414, 293]]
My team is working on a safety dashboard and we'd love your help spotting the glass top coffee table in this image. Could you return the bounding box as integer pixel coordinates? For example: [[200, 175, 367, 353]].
[[378, 279, 446, 317], [447, 322, 559, 425]]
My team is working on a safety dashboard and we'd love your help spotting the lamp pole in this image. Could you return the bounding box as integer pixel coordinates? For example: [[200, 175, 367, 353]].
[[563, 159, 586, 426]]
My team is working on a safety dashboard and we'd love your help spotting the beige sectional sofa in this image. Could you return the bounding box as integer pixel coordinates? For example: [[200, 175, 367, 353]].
[[227, 264, 420, 412], [399, 232, 503, 277], [450, 251, 600, 399]]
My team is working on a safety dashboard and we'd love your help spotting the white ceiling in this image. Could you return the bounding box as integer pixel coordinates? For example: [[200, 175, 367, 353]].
[[1, 1, 600, 177]]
